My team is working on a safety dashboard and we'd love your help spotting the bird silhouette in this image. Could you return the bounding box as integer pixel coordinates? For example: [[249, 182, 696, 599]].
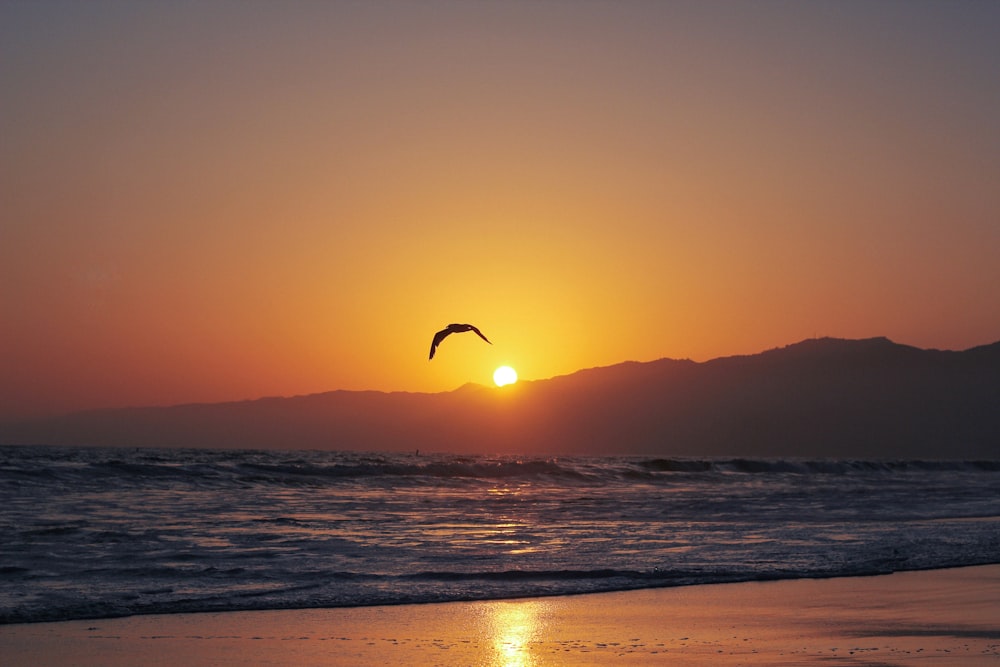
[[429, 323, 492, 359]]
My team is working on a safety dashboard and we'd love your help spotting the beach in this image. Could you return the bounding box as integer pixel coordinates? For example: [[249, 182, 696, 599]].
[[2, 565, 998, 666]]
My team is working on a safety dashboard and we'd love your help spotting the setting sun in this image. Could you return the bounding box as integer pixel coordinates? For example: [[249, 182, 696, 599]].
[[493, 366, 518, 387]]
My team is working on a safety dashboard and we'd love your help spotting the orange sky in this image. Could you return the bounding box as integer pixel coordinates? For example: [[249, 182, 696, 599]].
[[3, 2, 999, 420]]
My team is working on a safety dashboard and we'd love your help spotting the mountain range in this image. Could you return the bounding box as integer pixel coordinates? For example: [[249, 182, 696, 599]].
[[3, 337, 998, 458]]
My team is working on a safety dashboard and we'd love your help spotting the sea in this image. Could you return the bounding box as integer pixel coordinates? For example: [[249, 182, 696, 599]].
[[2, 445, 999, 624]]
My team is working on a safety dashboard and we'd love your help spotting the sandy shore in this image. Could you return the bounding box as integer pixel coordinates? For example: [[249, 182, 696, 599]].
[[2, 565, 998, 666]]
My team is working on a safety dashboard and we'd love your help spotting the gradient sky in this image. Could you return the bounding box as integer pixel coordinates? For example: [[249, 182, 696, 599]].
[[3, 1, 999, 420]]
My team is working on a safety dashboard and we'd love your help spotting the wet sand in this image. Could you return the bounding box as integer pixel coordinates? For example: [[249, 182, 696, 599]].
[[2, 565, 998, 665]]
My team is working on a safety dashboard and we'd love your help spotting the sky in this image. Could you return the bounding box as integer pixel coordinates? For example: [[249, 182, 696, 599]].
[[2, 1, 999, 420]]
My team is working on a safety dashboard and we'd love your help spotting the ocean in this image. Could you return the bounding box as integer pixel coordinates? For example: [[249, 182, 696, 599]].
[[2, 445, 999, 624]]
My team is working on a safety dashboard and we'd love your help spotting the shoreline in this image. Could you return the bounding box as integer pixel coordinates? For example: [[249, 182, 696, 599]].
[[5, 561, 999, 627], [3, 565, 999, 665]]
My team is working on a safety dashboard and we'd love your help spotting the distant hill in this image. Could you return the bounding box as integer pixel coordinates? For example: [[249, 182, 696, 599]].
[[2, 337, 999, 458]]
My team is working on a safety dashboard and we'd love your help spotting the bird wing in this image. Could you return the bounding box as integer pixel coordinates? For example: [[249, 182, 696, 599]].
[[469, 325, 492, 344], [429, 328, 452, 359]]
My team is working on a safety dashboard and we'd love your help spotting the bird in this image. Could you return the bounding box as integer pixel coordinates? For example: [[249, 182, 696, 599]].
[[429, 323, 492, 359]]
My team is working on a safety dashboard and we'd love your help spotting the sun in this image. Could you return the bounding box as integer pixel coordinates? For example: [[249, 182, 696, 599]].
[[493, 365, 518, 387]]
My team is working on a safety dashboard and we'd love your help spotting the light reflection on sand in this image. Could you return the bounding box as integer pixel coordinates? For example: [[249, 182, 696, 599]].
[[2, 567, 1000, 665], [478, 600, 550, 667]]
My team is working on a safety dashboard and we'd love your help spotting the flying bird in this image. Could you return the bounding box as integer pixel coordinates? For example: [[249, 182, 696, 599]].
[[429, 323, 492, 359]]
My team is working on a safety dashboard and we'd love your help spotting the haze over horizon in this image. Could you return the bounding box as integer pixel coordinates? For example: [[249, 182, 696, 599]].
[[3, 2, 999, 422]]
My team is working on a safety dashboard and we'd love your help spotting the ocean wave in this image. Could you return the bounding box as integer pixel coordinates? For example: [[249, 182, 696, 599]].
[[6, 446, 998, 489], [2, 445, 999, 624], [636, 458, 1000, 475]]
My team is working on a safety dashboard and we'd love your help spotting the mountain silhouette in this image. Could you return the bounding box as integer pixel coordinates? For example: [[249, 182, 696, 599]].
[[2, 337, 998, 458]]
